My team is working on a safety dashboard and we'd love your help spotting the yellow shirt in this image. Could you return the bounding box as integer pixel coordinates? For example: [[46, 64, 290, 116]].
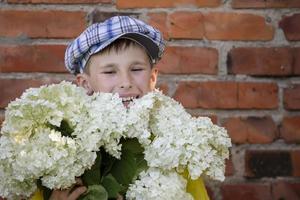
[[30, 188, 43, 200], [186, 177, 210, 200]]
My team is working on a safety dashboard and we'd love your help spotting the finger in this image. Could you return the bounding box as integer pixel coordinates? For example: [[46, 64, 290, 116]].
[[67, 186, 87, 200], [68, 178, 83, 194], [116, 194, 124, 200], [64, 187, 73, 195], [49, 189, 69, 200]]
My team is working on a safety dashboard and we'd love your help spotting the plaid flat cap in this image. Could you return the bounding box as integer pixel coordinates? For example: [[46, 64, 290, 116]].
[[65, 15, 165, 74]]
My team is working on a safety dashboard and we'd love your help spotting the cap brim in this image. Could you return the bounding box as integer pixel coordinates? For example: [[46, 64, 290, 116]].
[[120, 33, 160, 63]]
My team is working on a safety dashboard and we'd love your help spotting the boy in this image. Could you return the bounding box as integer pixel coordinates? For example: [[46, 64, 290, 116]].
[[49, 15, 165, 200]]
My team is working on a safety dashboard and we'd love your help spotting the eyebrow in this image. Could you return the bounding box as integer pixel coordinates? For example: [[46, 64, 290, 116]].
[[130, 60, 148, 66], [99, 63, 117, 69]]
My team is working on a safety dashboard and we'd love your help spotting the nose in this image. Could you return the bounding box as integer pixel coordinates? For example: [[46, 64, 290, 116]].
[[119, 72, 133, 89]]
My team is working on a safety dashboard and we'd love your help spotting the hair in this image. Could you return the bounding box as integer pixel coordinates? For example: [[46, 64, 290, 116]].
[[84, 38, 153, 75]]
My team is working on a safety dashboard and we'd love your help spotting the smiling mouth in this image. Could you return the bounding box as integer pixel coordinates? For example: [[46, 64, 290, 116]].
[[121, 95, 139, 105]]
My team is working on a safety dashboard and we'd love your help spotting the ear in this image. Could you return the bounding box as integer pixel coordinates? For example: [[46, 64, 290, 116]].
[[76, 74, 93, 95], [150, 67, 158, 90]]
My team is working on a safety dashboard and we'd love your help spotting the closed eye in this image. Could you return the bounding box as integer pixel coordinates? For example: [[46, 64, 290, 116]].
[[131, 68, 144, 71], [102, 71, 116, 74]]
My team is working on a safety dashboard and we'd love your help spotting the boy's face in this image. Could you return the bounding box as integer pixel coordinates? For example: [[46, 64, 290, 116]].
[[77, 44, 158, 106]]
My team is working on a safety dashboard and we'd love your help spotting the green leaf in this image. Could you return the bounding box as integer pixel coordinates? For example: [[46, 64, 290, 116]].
[[110, 150, 137, 187], [121, 138, 144, 154], [42, 186, 52, 200], [82, 152, 102, 186], [100, 149, 117, 177], [47, 119, 73, 137], [122, 138, 148, 179], [135, 153, 148, 177], [79, 185, 108, 200], [59, 119, 74, 136], [101, 174, 123, 198]]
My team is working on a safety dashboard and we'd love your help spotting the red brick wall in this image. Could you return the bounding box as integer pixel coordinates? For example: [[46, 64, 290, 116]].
[[1, 0, 300, 199]]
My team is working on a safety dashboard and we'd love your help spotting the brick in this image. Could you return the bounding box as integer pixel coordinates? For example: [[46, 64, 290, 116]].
[[293, 48, 300, 75], [207, 187, 215, 200], [7, 0, 111, 3], [153, 12, 274, 40], [284, 84, 300, 110], [157, 47, 218, 74], [0, 45, 67, 73], [232, 0, 300, 8], [169, 12, 205, 39], [238, 82, 278, 109], [245, 150, 292, 177], [280, 116, 300, 143], [203, 12, 274, 41], [173, 81, 238, 109], [223, 116, 278, 144], [228, 47, 293, 76], [0, 79, 61, 108], [291, 150, 300, 177], [272, 181, 300, 199], [116, 0, 221, 8], [90, 11, 139, 24], [222, 183, 272, 200], [225, 156, 234, 176], [208, 115, 218, 124], [173, 81, 278, 109], [280, 13, 300, 41], [0, 10, 86, 38], [148, 13, 169, 40]]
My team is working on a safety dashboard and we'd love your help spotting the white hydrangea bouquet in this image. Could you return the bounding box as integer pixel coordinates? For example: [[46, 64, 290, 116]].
[[0, 81, 231, 200]]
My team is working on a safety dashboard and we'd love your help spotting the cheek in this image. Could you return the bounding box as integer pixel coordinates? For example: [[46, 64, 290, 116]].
[[90, 76, 115, 93], [134, 73, 153, 90]]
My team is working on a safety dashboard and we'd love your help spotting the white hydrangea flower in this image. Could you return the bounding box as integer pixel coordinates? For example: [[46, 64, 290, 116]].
[[124, 92, 157, 146], [0, 82, 123, 199], [0, 83, 231, 199], [73, 92, 127, 158], [0, 136, 37, 200], [126, 168, 193, 200], [136, 91, 231, 181]]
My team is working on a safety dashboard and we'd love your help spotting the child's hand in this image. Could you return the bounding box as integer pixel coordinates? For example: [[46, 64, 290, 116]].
[[116, 194, 124, 200], [49, 178, 87, 200]]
